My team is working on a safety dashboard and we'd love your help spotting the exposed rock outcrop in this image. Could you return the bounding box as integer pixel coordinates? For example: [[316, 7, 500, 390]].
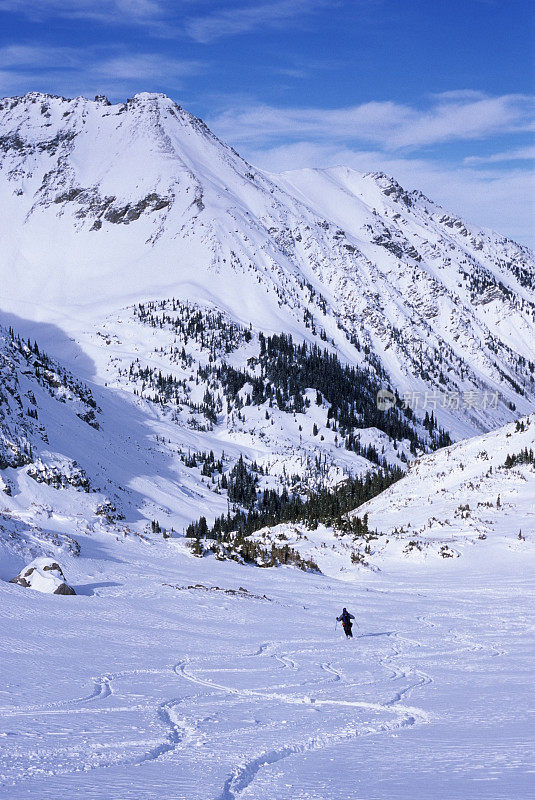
[[10, 557, 76, 595]]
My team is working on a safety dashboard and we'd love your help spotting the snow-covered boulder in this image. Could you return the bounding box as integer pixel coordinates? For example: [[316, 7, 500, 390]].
[[9, 557, 76, 595]]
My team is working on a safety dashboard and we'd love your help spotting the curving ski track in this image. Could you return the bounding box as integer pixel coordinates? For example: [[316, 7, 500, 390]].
[[174, 654, 430, 799], [0, 632, 432, 795]]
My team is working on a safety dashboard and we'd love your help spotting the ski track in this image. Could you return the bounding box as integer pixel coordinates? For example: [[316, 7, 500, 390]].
[[417, 614, 438, 630], [93, 675, 112, 701], [360, 626, 435, 714], [174, 658, 429, 721], [319, 662, 342, 682], [0, 665, 195, 786], [418, 613, 505, 660], [1, 635, 432, 794], [418, 611, 507, 660], [447, 626, 486, 654], [250, 640, 300, 673], [385, 669, 432, 707], [174, 656, 430, 800], [0, 668, 168, 717], [251, 642, 271, 657], [445, 624, 506, 659], [6, 607, 516, 798], [215, 709, 420, 800], [273, 653, 298, 671], [136, 697, 197, 766], [0, 674, 112, 716]]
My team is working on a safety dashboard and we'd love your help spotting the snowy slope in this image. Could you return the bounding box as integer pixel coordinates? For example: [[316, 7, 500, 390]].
[[246, 415, 535, 577], [353, 413, 535, 561], [0, 91, 533, 442], [0, 317, 408, 554], [0, 506, 533, 799]]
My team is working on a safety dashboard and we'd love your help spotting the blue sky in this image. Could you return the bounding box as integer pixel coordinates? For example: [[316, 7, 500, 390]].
[[0, 0, 533, 245]]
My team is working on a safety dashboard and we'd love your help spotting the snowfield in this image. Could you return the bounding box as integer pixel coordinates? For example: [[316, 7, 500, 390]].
[[1, 530, 534, 800]]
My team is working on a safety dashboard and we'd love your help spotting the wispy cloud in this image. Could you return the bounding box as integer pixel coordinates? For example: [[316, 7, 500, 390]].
[[0, 44, 81, 68], [185, 0, 333, 43], [0, 0, 162, 23], [93, 54, 201, 82], [464, 145, 535, 165], [0, 0, 335, 41], [206, 89, 535, 248], [399, 94, 534, 150], [0, 44, 204, 99], [208, 93, 535, 150]]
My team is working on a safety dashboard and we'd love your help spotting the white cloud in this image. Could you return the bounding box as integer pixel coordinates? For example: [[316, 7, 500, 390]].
[[0, 44, 81, 69], [464, 146, 535, 165], [0, 0, 333, 40], [0, 0, 162, 22], [395, 95, 534, 149], [185, 0, 332, 43], [94, 54, 201, 81], [0, 44, 204, 99], [208, 93, 535, 247], [208, 93, 535, 151]]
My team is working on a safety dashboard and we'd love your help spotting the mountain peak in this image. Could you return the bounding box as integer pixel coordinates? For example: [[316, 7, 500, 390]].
[[129, 91, 172, 103]]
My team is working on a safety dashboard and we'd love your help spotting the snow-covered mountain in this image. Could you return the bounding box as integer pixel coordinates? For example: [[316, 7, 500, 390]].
[[0, 90, 534, 574], [1, 91, 533, 435], [356, 413, 535, 555], [251, 414, 534, 577]]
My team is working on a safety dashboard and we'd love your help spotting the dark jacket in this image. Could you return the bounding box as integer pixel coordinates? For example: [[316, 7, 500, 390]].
[[337, 609, 355, 625]]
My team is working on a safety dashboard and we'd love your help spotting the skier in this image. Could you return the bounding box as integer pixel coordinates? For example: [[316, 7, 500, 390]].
[[337, 607, 355, 638]]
